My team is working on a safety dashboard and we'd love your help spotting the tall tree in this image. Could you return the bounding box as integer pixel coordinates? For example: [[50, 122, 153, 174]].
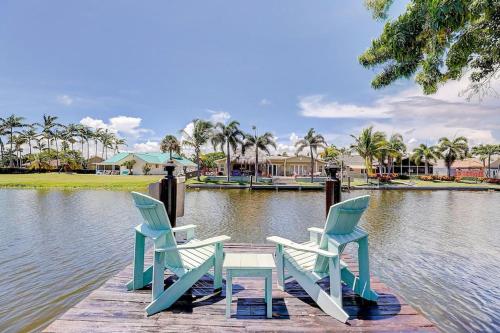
[[99, 129, 115, 159], [37, 114, 62, 157], [181, 119, 214, 181], [160, 135, 181, 161], [0, 114, 27, 167], [211, 121, 245, 181], [385, 133, 406, 174], [412, 144, 440, 175], [77, 125, 94, 162], [241, 127, 276, 179], [350, 126, 386, 176], [360, 1, 500, 98], [295, 128, 327, 182], [113, 137, 126, 154], [21, 127, 39, 155], [472, 144, 500, 177], [438, 137, 469, 177]]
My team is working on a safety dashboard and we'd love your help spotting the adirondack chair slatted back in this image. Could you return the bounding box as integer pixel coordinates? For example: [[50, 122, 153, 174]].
[[131, 192, 184, 269], [313, 195, 370, 273]]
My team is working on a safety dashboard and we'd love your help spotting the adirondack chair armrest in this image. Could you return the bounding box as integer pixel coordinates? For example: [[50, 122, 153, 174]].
[[307, 227, 324, 244], [155, 235, 231, 252], [267, 236, 337, 258], [172, 224, 197, 232], [172, 224, 197, 240]]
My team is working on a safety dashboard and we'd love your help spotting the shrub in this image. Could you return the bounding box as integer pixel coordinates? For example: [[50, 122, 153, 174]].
[[396, 174, 410, 180], [486, 178, 500, 184], [419, 175, 433, 181]]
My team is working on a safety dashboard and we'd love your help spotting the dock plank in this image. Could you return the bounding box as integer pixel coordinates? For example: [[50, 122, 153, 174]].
[[43, 243, 437, 332]]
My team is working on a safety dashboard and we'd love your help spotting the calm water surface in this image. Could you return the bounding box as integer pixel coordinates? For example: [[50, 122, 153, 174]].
[[0, 189, 499, 332]]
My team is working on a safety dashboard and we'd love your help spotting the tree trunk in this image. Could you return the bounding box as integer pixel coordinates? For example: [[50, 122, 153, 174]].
[[488, 154, 491, 178], [95, 140, 98, 158], [425, 161, 429, 175], [255, 146, 259, 179], [55, 140, 60, 169], [196, 149, 201, 181], [9, 129, 14, 167], [310, 146, 314, 183], [226, 141, 231, 182]]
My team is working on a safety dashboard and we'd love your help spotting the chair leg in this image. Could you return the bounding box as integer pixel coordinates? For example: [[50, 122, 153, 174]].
[[214, 243, 223, 290], [128, 231, 145, 290], [146, 259, 213, 316], [152, 251, 166, 301], [276, 244, 285, 291], [356, 236, 378, 301], [328, 256, 342, 307]]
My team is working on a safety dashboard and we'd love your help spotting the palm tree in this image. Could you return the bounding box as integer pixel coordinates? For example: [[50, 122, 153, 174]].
[[9, 134, 27, 167], [33, 139, 47, 152], [350, 126, 386, 176], [113, 137, 127, 154], [77, 125, 94, 162], [20, 127, 39, 155], [472, 144, 500, 177], [295, 128, 327, 182], [0, 114, 27, 167], [181, 119, 214, 181], [160, 135, 181, 161], [37, 114, 62, 156], [211, 121, 245, 181], [99, 129, 115, 159], [385, 133, 406, 174], [438, 136, 468, 177], [94, 128, 103, 158], [52, 129, 66, 169], [241, 127, 276, 179], [65, 123, 79, 151], [412, 144, 439, 175]]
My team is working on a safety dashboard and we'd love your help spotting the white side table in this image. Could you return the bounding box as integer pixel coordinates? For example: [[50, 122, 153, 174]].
[[223, 253, 276, 318]]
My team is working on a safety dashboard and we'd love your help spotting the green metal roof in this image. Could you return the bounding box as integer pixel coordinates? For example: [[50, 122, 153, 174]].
[[101, 152, 129, 164], [101, 152, 196, 167]]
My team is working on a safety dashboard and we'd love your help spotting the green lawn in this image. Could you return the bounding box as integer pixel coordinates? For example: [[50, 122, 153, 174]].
[[0, 173, 163, 190]]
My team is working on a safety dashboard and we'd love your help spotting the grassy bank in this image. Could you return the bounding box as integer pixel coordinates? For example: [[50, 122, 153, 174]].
[[0, 173, 162, 190]]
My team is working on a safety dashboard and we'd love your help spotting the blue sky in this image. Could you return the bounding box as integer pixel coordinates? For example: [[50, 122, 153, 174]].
[[1, 0, 498, 153]]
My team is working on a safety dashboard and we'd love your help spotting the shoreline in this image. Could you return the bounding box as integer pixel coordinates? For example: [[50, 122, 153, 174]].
[[186, 183, 500, 191]]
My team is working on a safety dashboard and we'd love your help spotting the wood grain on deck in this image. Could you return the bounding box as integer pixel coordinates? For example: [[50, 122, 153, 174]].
[[43, 243, 437, 332]]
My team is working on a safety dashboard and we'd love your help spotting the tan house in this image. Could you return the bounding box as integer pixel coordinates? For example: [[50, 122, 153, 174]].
[[214, 150, 327, 177], [433, 158, 484, 177], [87, 156, 104, 170]]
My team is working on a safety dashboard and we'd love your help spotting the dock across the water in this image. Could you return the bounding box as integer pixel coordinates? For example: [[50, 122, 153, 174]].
[[43, 243, 437, 332]]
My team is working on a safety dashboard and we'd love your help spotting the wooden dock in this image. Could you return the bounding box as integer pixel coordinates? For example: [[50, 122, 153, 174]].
[[43, 244, 437, 332]]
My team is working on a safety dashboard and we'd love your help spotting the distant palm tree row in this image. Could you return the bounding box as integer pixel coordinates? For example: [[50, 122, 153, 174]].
[[0, 114, 127, 169], [161, 119, 277, 181], [349, 126, 499, 177]]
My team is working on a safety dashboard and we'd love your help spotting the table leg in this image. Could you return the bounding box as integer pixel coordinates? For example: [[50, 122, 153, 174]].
[[226, 270, 232, 318], [265, 273, 272, 318]]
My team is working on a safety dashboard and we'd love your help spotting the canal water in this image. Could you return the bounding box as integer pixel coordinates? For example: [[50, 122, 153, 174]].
[[0, 189, 498, 332]]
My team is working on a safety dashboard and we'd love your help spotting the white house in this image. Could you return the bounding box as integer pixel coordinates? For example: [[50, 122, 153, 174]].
[[95, 152, 197, 175]]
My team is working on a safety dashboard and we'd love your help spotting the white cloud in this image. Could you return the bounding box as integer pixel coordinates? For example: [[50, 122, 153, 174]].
[[207, 110, 231, 124], [56, 94, 73, 106], [299, 95, 391, 119], [133, 140, 160, 152], [299, 78, 500, 145], [79, 115, 152, 139], [260, 98, 271, 106]]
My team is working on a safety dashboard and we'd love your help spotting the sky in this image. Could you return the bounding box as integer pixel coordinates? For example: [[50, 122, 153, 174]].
[[0, 0, 499, 155]]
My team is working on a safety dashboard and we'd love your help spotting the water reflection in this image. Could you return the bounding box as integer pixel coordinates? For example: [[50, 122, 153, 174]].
[[0, 189, 498, 332]]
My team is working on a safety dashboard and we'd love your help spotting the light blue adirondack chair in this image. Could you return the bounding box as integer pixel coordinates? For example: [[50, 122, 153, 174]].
[[127, 191, 230, 315], [267, 195, 378, 323]]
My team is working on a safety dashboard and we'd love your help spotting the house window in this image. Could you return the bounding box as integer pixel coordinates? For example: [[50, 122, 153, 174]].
[[155, 164, 158, 168]]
